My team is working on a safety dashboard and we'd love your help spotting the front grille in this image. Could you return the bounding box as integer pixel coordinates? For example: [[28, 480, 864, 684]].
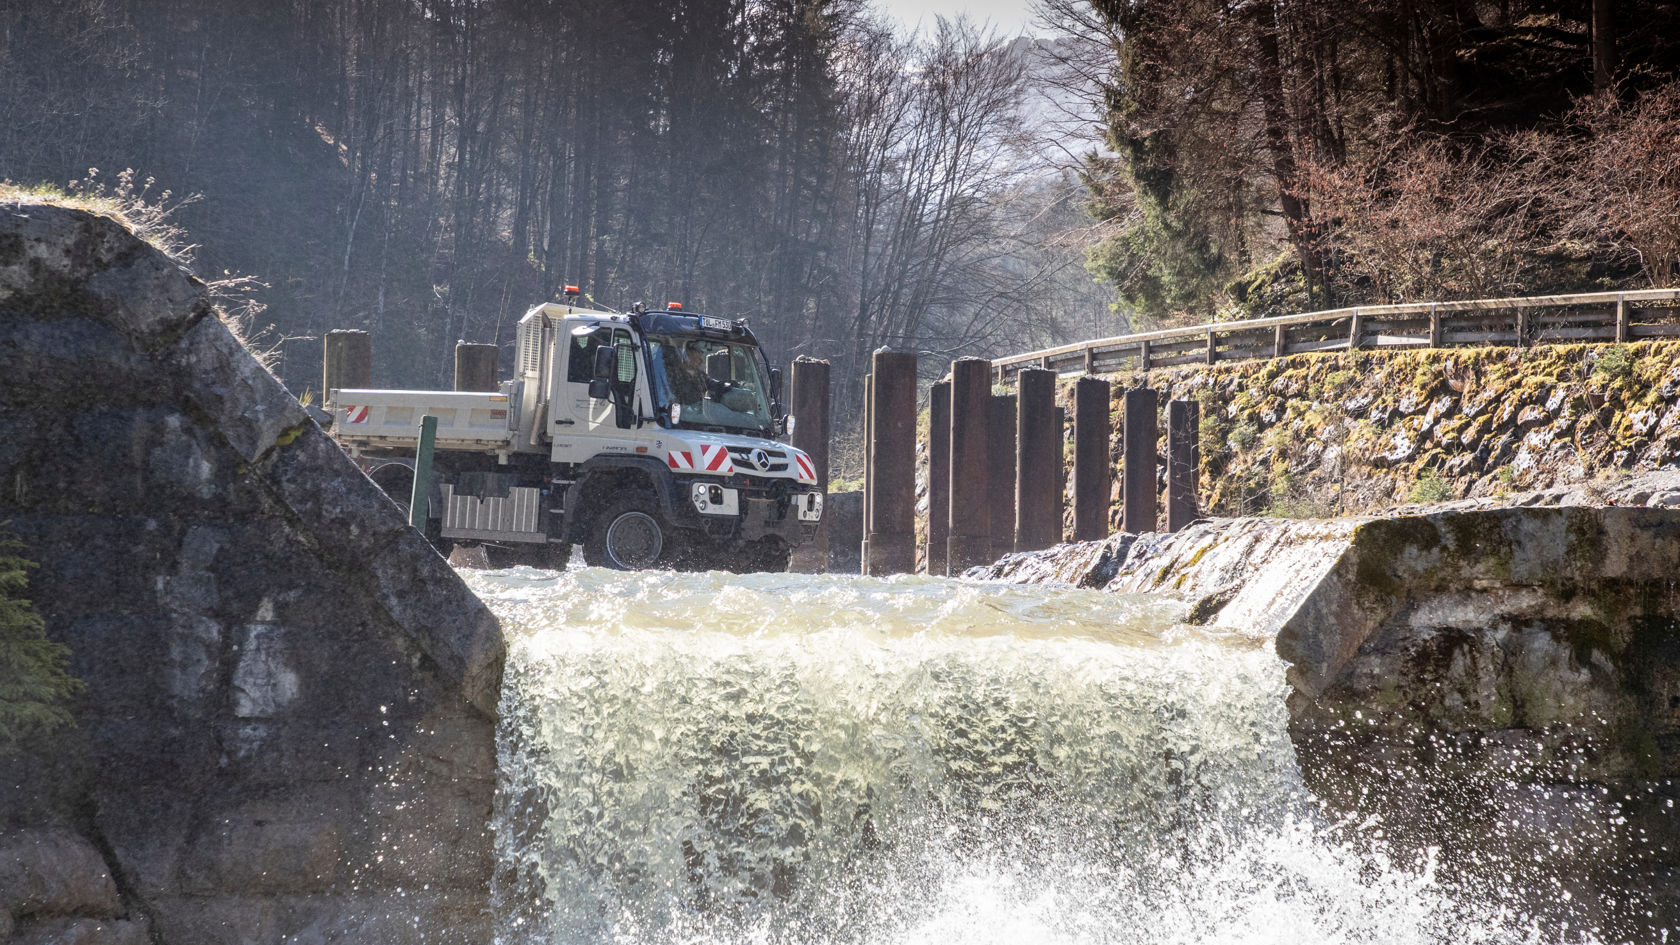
[[726, 446, 789, 473]]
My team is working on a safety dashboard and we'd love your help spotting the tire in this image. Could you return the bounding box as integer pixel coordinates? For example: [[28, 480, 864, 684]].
[[583, 496, 683, 570]]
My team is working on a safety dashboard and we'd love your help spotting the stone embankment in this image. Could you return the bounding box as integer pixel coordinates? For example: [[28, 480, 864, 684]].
[[978, 491, 1680, 940], [1097, 342, 1680, 520], [1, 203, 502, 943]]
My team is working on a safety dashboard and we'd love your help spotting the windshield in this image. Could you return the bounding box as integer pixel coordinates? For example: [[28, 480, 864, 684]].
[[645, 333, 774, 436]]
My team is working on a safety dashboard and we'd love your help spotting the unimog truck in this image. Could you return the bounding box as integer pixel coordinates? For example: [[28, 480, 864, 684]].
[[324, 298, 824, 571]]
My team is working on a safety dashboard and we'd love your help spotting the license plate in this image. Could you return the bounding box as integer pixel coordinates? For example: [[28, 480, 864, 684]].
[[700, 316, 733, 331]]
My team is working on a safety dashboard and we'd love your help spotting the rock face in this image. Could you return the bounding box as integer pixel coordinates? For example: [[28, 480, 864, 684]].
[[978, 506, 1680, 940], [0, 204, 502, 943]]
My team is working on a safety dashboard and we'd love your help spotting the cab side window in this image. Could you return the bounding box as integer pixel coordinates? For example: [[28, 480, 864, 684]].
[[567, 332, 603, 383]]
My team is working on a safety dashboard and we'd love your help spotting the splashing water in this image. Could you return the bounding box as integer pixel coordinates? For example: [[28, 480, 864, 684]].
[[469, 567, 1580, 945]]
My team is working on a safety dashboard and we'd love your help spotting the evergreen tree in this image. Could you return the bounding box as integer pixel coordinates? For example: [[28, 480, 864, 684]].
[[0, 530, 80, 755]]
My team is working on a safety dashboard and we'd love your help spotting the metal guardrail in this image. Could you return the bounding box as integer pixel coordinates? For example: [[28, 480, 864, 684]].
[[992, 288, 1680, 380]]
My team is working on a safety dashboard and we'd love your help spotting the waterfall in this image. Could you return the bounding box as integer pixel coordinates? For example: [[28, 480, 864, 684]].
[[470, 568, 1576, 945]]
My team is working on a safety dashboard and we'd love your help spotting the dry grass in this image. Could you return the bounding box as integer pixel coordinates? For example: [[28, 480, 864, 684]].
[[1, 172, 280, 369]]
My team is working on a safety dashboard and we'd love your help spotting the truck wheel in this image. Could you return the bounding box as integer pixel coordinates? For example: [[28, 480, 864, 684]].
[[584, 497, 682, 570]]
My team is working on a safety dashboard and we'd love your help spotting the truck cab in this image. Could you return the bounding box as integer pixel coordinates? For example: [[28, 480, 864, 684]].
[[328, 301, 823, 572]]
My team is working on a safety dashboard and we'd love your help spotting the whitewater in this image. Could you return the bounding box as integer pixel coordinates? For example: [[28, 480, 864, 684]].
[[467, 566, 1590, 945]]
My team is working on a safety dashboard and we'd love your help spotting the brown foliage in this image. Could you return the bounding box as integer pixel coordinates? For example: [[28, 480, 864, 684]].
[[1300, 82, 1680, 305]]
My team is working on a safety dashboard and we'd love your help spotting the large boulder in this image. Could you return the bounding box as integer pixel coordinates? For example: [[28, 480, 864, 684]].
[[978, 505, 1680, 939], [0, 204, 501, 943]]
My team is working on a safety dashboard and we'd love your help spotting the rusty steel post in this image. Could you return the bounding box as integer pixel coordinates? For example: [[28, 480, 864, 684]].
[[1054, 406, 1067, 543], [789, 357, 832, 573], [453, 342, 500, 392], [865, 352, 918, 576], [323, 330, 372, 403], [1166, 399, 1200, 533], [861, 372, 873, 572], [1122, 387, 1158, 534], [1072, 376, 1111, 542], [927, 379, 951, 576], [946, 357, 993, 573], [988, 393, 1017, 561], [1015, 368, 1059, 553]]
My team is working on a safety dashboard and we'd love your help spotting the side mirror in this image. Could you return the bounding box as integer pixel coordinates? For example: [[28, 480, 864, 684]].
[[706, 350, 730, 383], [592, 345, 615, 381], [588, 378, 611, 400], [769, 367, 783, 404]]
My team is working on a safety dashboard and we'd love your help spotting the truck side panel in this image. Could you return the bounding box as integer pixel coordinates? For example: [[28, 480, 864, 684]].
[[331, 389, 518, 452]]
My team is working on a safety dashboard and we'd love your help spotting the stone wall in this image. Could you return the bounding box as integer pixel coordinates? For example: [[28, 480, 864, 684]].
[[978, 505, 1680, 941], [0, 204, 502, 943], [1080, 342, 1680, 521]]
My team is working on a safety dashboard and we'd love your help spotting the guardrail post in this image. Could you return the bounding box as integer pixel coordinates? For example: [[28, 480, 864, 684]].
[[1015, 368, 1059, 553], [1204, 329, 1217, 365], [323, 329, 372, 404], [1273, 324, 1287, 359], [927, 379, 951, 576], [453, 342, 500, 392], [1138, 339, 1151, 372], [1517, 306, 1529, 347], [1348, 308, 1363, 351], [1616, 295, 1630, 343], [1166, 399, 1200, 532], [410, 414, 438, 531], [988, 393, 1018, 561], [948, 358, 993, 573], [789, 357, 831, 573], [1083, 346, 1096, 375], [865, 351, 918, 576], [1122, 387, 1158, 534], [1072, 376, 1111, 541]]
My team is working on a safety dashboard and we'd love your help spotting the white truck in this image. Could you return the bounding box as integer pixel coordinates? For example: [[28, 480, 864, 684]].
[[324, 299, 824, 571]]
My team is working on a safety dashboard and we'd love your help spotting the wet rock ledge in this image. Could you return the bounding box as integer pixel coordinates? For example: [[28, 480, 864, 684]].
[[978, 504, 1680, 938], [0, 204, 502, 942]]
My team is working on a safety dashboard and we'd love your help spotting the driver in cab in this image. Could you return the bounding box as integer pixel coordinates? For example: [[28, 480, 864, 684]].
[[668, 342, 726, 406]]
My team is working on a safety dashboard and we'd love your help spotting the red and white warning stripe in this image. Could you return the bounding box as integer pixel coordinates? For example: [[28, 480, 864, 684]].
[[792, 449, 817, 484], [667, 445, 736, 474], [699, 444, 735, 473], [344, 405, 370, 423]]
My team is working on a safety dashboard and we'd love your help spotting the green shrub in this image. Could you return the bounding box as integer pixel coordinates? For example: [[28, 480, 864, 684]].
[[1408, 470, 1453, 504], [0, 530, 81, 755], [1593, 345, 1635, 384]]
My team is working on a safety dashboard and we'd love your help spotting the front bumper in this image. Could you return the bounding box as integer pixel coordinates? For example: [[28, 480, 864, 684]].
[[673, 474, 822, 544]]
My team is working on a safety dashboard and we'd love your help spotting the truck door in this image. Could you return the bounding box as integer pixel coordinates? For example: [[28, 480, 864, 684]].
[[564, 326, 633, 433]]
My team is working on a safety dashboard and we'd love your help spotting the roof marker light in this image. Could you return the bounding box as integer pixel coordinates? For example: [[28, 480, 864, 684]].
[[667, 302, 683, 310]]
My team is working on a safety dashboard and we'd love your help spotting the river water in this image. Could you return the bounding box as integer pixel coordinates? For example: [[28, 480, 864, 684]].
[[467, 567, 1581, 945]]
